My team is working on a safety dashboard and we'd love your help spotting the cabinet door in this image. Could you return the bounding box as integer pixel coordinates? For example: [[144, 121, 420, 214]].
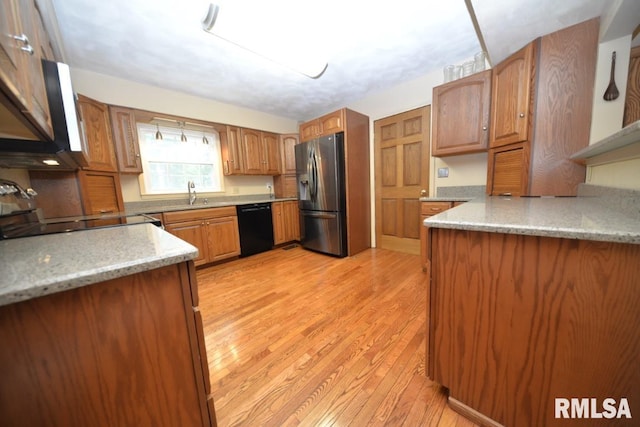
[[221, 126, 244, 175], [262, 131, 281, 175], [490, 42, 534, 148], [109, 106, 141, 173], [77, 170, 124, 216], [281, 134, 299, 174], [283, 201, 300, 241], [0, 0, 25, 107], [77, 95, 118, 172], [299, 120, 319, 142], [165, 220, 208, 266], [17, 0, 52, 139], [432, 70, 491, 156], [318, 110, 344, 137], [487, 145, 527, 196], [271, 201, 285, 245], [240, 128, 263, 174], [206, 216, 241, 261]]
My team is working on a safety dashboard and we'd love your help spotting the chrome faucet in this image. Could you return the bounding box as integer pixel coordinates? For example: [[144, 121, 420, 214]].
[[188, 180, 197, 205]]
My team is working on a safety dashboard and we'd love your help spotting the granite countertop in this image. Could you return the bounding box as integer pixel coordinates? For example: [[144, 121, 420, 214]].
[[125, 196, 298, 215], [0, 224, 198, 307], [424, 196, 640, 245]]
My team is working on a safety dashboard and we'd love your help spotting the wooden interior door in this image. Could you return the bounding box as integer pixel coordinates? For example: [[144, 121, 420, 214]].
[[375, 106, 430, 254]]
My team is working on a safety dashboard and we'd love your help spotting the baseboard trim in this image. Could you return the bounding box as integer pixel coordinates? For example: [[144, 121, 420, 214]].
[[448, 397, 504, 427]]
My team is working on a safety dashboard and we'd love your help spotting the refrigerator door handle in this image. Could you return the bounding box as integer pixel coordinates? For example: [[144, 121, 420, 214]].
[[302, 212, 337, 220], [308, 146, 318, 201]]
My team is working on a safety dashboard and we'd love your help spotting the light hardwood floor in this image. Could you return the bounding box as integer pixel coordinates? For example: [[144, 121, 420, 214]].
[[197, 246, 478, 426]]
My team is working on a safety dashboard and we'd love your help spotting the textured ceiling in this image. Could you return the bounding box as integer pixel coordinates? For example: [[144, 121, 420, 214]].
[[50, 0, 611, 122]]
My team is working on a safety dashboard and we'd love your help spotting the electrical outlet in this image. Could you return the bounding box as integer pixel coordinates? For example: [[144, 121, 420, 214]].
[[437, 167, 449, 178]]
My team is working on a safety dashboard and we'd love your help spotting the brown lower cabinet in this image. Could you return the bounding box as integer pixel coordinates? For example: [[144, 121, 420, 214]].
[[420, 201, 452, 271], [0, 261, 216, 426], [426, 228, 640, 426], [164, 207, 241, 266], [272, 200, 300, 245]]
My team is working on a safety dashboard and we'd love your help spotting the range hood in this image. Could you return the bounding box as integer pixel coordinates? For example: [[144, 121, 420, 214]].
[[0, 61, 88, 170]]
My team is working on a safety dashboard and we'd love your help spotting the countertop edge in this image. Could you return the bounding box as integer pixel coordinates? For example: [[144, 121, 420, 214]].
[[424, 218, 640, 245], [0, 224, 199, 307]]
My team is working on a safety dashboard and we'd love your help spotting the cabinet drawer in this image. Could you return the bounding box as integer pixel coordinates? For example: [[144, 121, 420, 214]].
[[164, 206, 237, 224], [421, 202, 452, 216]]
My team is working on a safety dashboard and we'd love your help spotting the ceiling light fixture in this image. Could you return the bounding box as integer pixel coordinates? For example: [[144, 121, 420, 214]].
[[179, 122, 188, 142], [201, 3, 327, 79]]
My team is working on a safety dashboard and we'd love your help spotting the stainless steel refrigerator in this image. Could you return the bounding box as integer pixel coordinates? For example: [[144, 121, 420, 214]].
[[295, 132, 348, 257]]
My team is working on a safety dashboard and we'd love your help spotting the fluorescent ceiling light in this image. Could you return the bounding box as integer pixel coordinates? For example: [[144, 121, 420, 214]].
[[42, 159, 60, 166], [201, 3, 327, 78]]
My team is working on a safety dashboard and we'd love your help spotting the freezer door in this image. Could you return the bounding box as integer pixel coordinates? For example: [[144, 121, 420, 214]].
[[295, 134, 345, 212], [299, 210, 347, 257]]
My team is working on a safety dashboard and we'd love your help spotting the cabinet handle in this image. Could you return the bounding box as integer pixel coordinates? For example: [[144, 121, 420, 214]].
[[99, 209, 114, 214], [430, 208, 441, 211], [519, 113, 525, 118], [135, 153, 140, 158], [482, 126, 487, 131], [13, 34, 30, 45], [13, 34, 34, 56]]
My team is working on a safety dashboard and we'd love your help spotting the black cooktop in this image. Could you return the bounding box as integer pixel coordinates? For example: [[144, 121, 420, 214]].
[[0, 212, 162, 240]]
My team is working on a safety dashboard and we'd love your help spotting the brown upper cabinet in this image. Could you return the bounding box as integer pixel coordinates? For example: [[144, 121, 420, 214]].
[[77, 95, 118, 172], [109, 106, 142, 173], [489, 44, 534, 149], [299, 109, 345, 141], [220, 126, 244, 175], [273, 133, 300, 198], [0, 0, 53, 140], [432, 69, 491, 156], [240, 129, 281, 175], [486, 18, 599, 196]]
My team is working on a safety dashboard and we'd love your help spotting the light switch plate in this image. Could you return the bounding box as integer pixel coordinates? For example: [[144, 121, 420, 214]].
[[438, 167, 449, 178]]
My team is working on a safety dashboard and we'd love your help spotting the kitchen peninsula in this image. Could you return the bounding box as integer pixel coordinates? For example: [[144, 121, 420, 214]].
[[0, 224, 216, 426], [423, 188, 640, 426]]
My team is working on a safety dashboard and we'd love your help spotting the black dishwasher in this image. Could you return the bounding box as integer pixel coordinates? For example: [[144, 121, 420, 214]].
[[236, 203, 274, 257]]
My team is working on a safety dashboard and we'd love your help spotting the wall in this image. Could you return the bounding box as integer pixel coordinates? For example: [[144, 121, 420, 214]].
[[71, 68, 299, 202]]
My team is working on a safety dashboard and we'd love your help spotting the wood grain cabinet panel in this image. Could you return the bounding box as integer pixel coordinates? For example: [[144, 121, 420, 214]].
[[490, 43, 534, 149], [240, 129, 281, 175], [164, 207, 240, 266], [77, 95, 118, 172], [205, 216, 241, 262], [220, 126, 244, 175], [299, 109, 345, 141], [272, 200, 300, 245], [165, 220, 209, 265], [0, 263, 216, 426], [109, 106, 142, 173], [623, 46, 640, 127], [428, 228, 640, 427], [0, 0, 53, 140], [486, 18, 598, 196], [273, 134, 300, 198], [419, 201, 452, 271], [432, 70, 491, 156]]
